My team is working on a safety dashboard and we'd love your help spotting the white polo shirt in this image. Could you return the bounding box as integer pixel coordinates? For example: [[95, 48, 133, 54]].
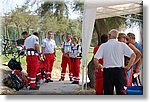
[[24, 35, 39, 49], [61, 40, 72, 53], [94, 39, 134, 68], [42, 38, 56, 54], [70, 44, 82, 58]]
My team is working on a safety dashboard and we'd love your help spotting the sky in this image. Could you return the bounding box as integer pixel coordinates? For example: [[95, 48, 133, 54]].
[[0, 0, 25, 15], [123, 26, 142, 44]]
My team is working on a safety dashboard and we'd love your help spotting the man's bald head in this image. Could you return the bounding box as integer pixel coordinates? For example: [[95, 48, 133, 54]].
[[109, 29, 119, 39]]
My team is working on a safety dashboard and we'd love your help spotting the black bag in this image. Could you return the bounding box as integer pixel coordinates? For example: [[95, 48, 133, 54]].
[[3, 74, 25, 91], [8, 58, 22, 71], [77, 45, 82, 58], [71, 45, 82, 58], [10, 74, 25, 91]]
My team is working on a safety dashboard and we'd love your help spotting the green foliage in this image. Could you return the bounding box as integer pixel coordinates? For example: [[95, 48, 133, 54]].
[[72, 0, 84, 13], [1, 0, 82, 45], [39, 1, 69, 20], [67, 19, 82, 37], [1, 3, 41, 39], [39, 1, 54, 17], [105, 17, 126, 31], [39, 1, 82, 37]]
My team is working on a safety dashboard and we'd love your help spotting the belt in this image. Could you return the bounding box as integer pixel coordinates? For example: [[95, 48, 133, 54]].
[[26, 50, 37, 56], [104, 67, 123, 69], [27, 48, 35, 51]]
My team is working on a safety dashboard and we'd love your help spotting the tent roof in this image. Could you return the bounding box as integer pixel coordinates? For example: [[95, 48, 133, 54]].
[[96, 3, 142, 19]]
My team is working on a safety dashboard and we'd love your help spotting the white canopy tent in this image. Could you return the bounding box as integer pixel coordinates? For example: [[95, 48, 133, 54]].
[[81, 0, 143, 90]]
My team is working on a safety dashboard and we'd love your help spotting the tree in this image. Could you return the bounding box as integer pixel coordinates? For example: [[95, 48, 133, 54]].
[[22, 11, 40, 32], [38, 0, 82, 44], [2, 3, 41, 38], [95, 17, 126, 45], [39, 1, 69, 20], [67, 19, 82, 37], [1, 13, 12, 39]]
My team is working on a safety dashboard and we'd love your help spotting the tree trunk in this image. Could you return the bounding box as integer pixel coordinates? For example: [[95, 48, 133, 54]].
[[17, 26, 20, 38], [87, 57, 96, 88], [58, 34, 62, 45], [5, 25, 8, 39], [94, 19, 108, 45]]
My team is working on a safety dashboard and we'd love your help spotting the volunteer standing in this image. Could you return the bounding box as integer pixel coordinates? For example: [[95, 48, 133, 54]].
[[94, 29, 136, 95], [70, 37, 82, 84], [24, 32, 40, 90], [42, 31, 56, 83], [59, 33, 73, 81]]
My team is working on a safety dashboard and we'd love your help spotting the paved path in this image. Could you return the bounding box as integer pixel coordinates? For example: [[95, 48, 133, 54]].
[[15, 79, 95, 95], [0, 67, 95, 95], [15, 80, 84, 95]]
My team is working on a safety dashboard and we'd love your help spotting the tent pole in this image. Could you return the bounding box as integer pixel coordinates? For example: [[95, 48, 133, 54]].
[[85, 60, 88, 90], [82, 63, 85, 90]]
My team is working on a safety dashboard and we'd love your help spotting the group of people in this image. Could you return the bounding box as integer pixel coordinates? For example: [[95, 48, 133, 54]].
[[21, 31, 82, 90], [20, 29, 142, 94], [94, 29, 142, 95]]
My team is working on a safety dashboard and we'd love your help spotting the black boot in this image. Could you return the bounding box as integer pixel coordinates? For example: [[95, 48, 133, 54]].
[[45, 79, 53, 83], [70, 77, 73, 81], [71, 81, 79, 84], [59, 78, 64, 81]]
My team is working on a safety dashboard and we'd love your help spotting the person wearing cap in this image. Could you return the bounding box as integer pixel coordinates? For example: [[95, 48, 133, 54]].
[[69, 36, 82, 84], [94, 29, 136, 95], [59, 32, 73, 81], [127, 33, 142, 86], [118, 33, 141, 86], [41, 31, 56, 83], [24, 32, 40, 90]]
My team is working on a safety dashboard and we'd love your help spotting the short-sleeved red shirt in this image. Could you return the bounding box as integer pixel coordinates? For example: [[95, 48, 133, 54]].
[[93, 46, 103, 65]]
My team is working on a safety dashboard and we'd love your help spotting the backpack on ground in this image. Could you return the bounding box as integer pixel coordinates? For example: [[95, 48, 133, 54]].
[[3, 72, 26, 91]]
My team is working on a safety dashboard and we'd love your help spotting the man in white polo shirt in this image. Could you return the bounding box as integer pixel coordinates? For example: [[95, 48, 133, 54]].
[[94, 29, 136, 95], [42, 31, 56, 83], [24, 32, 40, 90]]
